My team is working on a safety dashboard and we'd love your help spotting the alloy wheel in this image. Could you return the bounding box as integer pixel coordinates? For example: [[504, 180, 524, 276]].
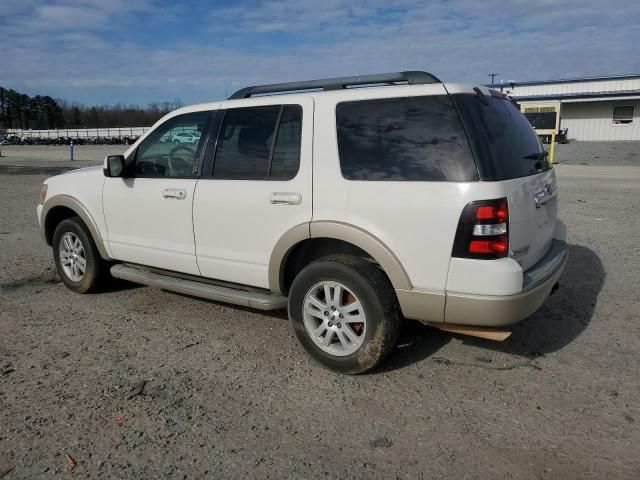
[[59, 232, 86, 282], [302, 281, 367, 356]]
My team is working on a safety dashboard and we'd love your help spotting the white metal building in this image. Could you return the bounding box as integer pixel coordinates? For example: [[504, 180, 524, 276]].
[[497, 74, 640, 141]]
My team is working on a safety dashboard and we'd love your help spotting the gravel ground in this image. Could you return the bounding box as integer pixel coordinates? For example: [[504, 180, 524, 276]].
[[549, 141, 640, 166], [1, 149, 639, 478], [0, 145, 126, 171]]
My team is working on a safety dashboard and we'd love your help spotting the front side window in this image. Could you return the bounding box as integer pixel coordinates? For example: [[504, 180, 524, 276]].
[[134, 111, 211, 177], [212, 105, 302, 180], [336, 96, 478, 181], [612, 105, 634, 125]]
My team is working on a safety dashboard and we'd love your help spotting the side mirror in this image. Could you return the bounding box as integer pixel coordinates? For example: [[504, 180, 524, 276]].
[[103, 155, 125, 177]]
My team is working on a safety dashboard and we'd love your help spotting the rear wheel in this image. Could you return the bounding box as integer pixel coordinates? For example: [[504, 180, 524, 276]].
[[288, 256, 401, 374], [53, 217, 110, 293]]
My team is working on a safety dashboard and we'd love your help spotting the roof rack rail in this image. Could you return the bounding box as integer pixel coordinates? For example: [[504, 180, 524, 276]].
[[228, 71, 441, 99]]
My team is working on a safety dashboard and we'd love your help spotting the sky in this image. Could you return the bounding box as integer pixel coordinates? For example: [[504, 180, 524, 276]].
[[1, 0, 639, 107]]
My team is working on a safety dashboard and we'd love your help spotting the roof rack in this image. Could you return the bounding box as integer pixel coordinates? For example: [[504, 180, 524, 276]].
[[228, 71, 441, 99]]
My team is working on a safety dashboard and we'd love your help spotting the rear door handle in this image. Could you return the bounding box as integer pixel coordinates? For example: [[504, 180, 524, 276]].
[[163, 188, 187, 200], [269, 192, 302, 205]]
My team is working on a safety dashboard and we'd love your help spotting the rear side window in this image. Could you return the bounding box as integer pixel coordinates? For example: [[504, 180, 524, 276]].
[[452, 94, 551, 180], [213, 105, 302, 180], [336, 96, 478, 181], [270, 106, 302, 180]]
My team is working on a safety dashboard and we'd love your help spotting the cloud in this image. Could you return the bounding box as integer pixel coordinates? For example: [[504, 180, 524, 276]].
[[1, 0, 639, 105]]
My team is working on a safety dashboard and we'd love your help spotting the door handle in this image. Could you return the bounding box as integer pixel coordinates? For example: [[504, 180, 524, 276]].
[[163, 188, 187, 200], [269, 192, 302, 205]]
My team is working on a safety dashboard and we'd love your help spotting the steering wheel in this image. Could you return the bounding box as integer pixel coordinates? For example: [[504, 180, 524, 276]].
[[168, 144, 196, 176]]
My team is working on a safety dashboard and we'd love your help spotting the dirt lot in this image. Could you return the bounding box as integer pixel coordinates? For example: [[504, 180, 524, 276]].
[[1, 144, 639, 479]]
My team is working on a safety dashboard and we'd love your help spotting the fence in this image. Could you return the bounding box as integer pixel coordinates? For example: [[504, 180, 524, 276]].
[[6, 127, 150, 139]]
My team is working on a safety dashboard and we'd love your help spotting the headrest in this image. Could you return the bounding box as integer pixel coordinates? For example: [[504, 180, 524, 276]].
[[238, 127, 268, 156]]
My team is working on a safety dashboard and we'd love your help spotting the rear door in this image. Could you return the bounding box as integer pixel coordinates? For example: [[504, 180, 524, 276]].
[[192, 97, 313, 288], [452, 91, 557, 270]]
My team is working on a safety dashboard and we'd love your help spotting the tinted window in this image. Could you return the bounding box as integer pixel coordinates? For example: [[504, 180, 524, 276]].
[[134, 111, 210, 177], [336, 96, 477, 181], [453, 94, 551, 180], [212, 105, 301, 181], [270, 106, 302, 180]]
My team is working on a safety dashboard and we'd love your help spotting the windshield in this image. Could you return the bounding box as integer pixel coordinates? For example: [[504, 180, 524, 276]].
[[452, 93, 551, 180]]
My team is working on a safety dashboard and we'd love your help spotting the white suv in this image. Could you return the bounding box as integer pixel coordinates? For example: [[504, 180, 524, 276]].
[[170, 131, 200, 144], [37, 71, 568, 374]]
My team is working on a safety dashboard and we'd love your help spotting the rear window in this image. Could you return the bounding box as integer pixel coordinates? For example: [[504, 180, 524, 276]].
[[452, 94, 551, 180], [335, 96, 478, 181]]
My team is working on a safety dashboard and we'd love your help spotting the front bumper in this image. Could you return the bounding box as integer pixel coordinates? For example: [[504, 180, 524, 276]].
[[444, 239, 568, 326]]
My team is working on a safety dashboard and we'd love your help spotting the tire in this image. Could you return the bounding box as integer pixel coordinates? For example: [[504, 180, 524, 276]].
[[52, 217, 110, 293], [288, 255, 401, 374]]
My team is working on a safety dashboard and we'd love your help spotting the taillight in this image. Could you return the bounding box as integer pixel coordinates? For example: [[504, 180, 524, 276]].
[[452, 198, 509, 259]]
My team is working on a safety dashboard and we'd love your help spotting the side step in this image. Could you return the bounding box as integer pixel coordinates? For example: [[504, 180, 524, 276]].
[[110, 264, 288, 311]]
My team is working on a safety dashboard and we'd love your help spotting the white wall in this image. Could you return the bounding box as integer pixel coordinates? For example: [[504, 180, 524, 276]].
[[560, 100, 640, 141]]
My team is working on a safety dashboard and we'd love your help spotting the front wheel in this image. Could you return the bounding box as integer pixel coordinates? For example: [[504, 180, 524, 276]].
[[53, 217, 110, 293], [288, 256, 401, 374]]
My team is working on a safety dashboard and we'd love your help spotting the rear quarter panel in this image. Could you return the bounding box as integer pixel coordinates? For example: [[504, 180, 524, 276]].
[[312, 86, 507, 293]]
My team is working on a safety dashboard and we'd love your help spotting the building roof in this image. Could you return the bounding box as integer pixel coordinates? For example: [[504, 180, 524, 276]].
[[492, 73, 640, 88], [514, 89, 640, 102]]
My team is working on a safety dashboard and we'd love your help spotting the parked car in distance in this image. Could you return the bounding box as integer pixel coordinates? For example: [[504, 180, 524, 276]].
[[170, 131, 200, 144], [37, 71, 568, 374]]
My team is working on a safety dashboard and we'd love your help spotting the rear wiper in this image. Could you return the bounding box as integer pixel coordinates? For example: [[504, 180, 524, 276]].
[[523, 151, 549, 160]]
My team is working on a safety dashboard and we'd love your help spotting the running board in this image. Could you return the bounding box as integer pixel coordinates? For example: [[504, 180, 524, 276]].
[[110, 264, 288, 311]]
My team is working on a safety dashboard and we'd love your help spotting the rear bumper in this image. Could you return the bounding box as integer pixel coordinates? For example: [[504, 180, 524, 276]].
[[396, 239, 568, 327], [444, 239, 568, 326]]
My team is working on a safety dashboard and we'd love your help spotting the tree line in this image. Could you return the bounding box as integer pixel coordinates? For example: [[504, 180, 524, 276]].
[[0, 86, 184, 130]]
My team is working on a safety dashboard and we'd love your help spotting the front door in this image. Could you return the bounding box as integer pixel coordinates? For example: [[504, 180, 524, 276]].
[[103, 110, 213, 275], [193, 98, 313, 289]]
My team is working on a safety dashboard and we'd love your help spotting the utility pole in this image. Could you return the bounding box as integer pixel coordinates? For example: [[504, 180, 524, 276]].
[[488, 73, 499, 87]]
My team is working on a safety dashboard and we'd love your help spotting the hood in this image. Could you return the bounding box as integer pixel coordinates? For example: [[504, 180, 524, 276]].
[[60, 165, 103, 175]]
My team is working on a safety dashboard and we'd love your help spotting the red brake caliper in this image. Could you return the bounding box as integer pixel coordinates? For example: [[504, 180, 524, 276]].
[[344, 292, 363, 335]]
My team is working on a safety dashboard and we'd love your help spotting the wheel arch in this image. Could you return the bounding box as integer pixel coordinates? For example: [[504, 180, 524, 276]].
[[269, 221, 412, 295], [42, 195, 111, 260]]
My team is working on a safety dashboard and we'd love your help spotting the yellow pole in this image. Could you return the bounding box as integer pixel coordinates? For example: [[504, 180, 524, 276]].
[[549, 132, 557, 164]]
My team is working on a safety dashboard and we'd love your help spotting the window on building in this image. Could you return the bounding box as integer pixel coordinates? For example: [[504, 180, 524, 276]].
[[612, 105, 634, 125]]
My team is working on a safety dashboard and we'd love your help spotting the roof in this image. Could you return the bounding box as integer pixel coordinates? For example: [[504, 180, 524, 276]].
[[491, 73, 640, 88], [514, 89, 640, 102]]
